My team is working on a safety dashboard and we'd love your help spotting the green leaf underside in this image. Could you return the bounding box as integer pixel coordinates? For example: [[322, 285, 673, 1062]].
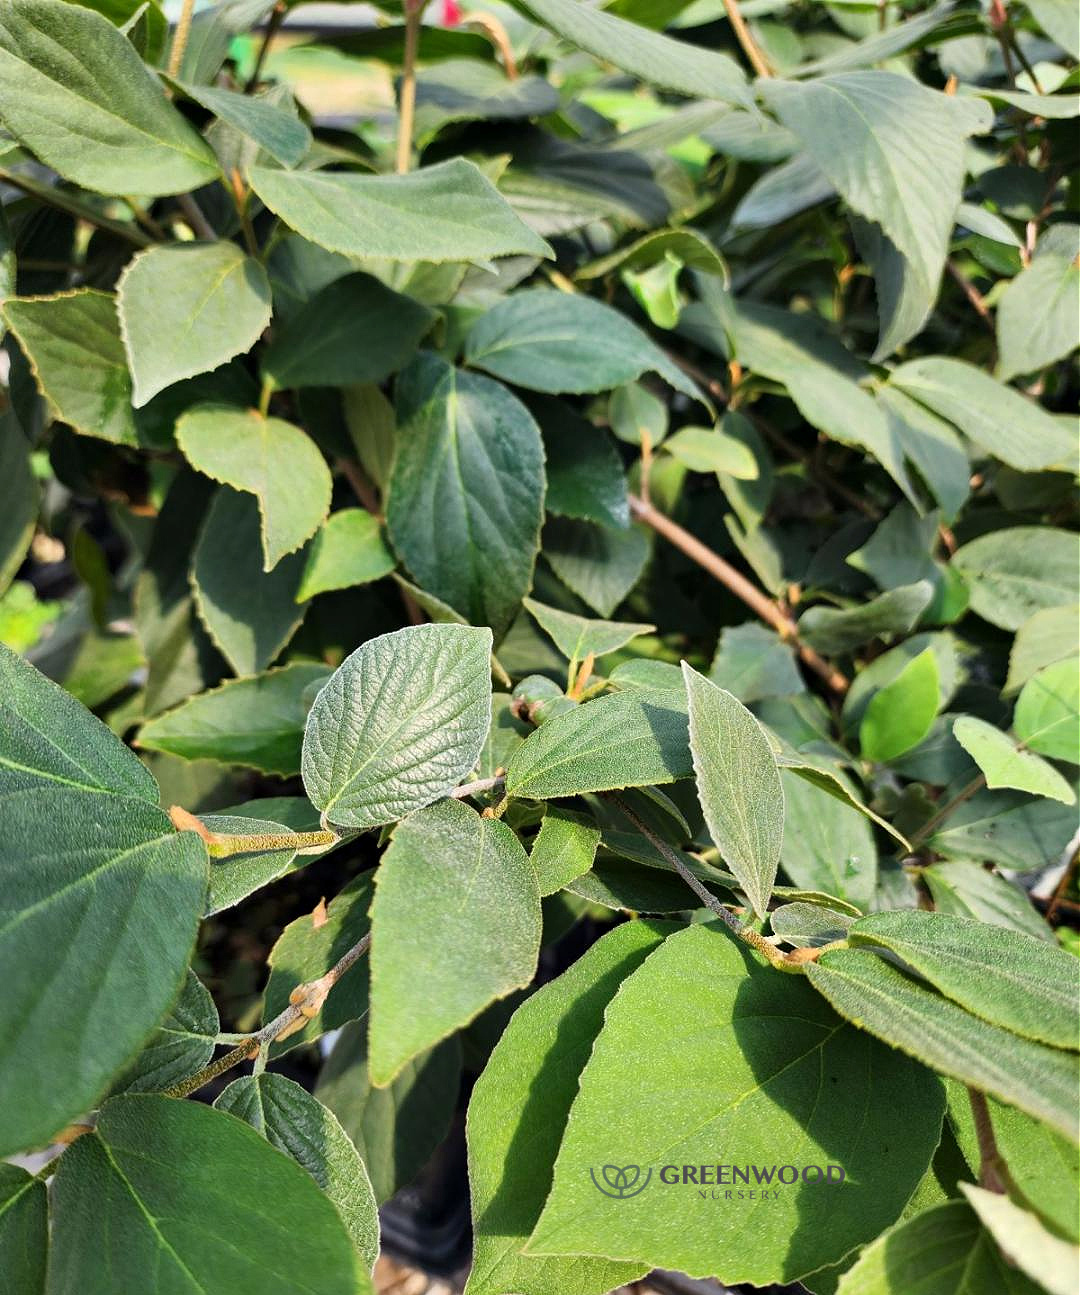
[[529, 924, 945, 1285], [177, 406, 331, 570], [848, 909, 1080, 1049], [387, 355, 545, 637], [215, 1073, 379, 1270], [302, 622, 492, 829], [48, 1095, 368, 1294], [683, 664, 784, 919], [174, 79, 312, 168], [201, 814, 300, 915], [807, 949, 1079, 1141], [465, 921, 671, 1295], [111, 969, 218, 1094], [959, 1183, 1078, 1295], [369, 799, 542, 1084], [530, 806, 601, 895], [798, 582, 934, 655], [248, 159, 551, 261]]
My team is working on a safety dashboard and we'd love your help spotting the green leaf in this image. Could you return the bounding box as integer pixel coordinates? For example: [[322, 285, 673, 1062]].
[[663, 425, 758, 476], [511, 0, 749, 104], [930, 786, 1078, 871], [0, 416, 36, 596], [876, 386, 970, 522], [578, 227, 727, 282], [0, 776, 206, 1153], [387, 354, 545, 636], [960, 1185, 1078, 1295], [1027, 0, 1080, 55], [0, 0, 218, 196], [530, 806, 601, 896], [683, 663, 783, 919], [771, 902, 855, 949], [952, 528, 1080, 631], [263, 874, 374, 1053], [316, 1021, 462, 1205], [369, 799, 541, 1084], [996, 253, 1080, 381], [302, 622, 492, 829], [888, 358, 1077, 472], [534, 396, 630, 529], [248, 158, 551, 261], [528, 924, 945, 1284], [953, 716, 1075, 803], [608, 381, 668, 448], [923, 862, 1051, 943], [849, 909, 1080, 1049], [1014, 659, 1080, 762], [834, 1199, 1042, 1295], [1005, 605, 1080, 695], [798, 581, 934, 655], [710, 623, 803, 703], [191, 489, 309, 676], [760, 74, 990, 328], [0, 1164, 47, 1295], [200, 813, 303, 915], [297, 509, 396, 602], [118, 242, 272, 407], [137, 662, 329, 774], [806, 949, 1079, 1140], [543, 515, 650, 617], [2, 290, 141, 447], [778, 767, 878, 910], [505, 689, 691, 799], [215, 1073, 379, 1270], [48, 1095, 369, 1294], [859, 648, 940, 763], [522, 597, 653, 663], [173, 79, 311, 167], [262, 272, 435, 391], [177, 406, 331, 570], [111, 969, 218, 1094], [464, 289, 701, 401], [465, 922, 669, 1295], [413, 59, 560, 139]]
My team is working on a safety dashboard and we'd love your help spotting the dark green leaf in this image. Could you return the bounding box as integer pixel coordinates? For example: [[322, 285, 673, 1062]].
[[0, 1164, 46, 1295]]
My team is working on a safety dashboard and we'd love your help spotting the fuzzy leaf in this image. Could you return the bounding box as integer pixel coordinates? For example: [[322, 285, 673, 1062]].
[[953, 716, 1075, 802]]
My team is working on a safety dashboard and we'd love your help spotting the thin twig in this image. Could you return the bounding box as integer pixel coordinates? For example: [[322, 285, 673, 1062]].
[[229, 168, 259, 258], [245, 2, 286, 93], [0, 168, 153, 247], [162, 933, 372, 1099], [460, 11, 518, 78], [176, 192, 216, 241], [968, 1088, 1008, 1193], [629, 494, 849, 696], [336, 459, 382, 518], [907, 773, 986, 852], [1046, 844, 1078, 924], [396, 0, 428, 174], [753, 417, 882, 520], [450, 775, 506, 799], [167, 0, 198, 80], [946, 259, 996, 336], [721, 0, 773, 78]]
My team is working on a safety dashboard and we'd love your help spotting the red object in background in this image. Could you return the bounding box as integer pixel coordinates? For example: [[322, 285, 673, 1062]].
[[442, 0, 462, 25]]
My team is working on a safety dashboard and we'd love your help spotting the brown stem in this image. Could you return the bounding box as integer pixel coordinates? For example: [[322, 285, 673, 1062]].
[[946, 260, 996, 337], [721, 0, 773, 78], [629, 494, 849, 696], [968, 1088, 1008, 1193], [460, 11, 518, 77], [1046, 845, 1078, 924], [336, 458, 382, 519], [245, 2, 286, 93], [907, 773, 987, 851], [176, 193, 216, 241], [396, 0, 427, 174], [167, 0, 197, 81]]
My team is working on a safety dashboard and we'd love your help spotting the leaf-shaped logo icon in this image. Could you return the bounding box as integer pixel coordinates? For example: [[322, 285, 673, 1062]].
[[590, 1163, 652, 1199]]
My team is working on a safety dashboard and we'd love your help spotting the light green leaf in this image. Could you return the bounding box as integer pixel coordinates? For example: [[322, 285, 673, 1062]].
[[760, 73, 990, 322], [543, 515, 650, 617], [369, 799, 541, 1084], [771, 902, 854, 949], [889, 357, 1077, 471], [835, 1199, 1042, 1295], [177, 406, 331, 571], [302, 622, 493, 829], [465, 921, 668, 1295], [505, 689, 691, 800], [709, 623, 802, 703], [262, 272, 435, 392], [0, 417, 38, 596], [1014, 659, 1080, 763], [111, 969, 218, 1094], [859, 648, 940, 763], [215, 1073, 379, 1270], [683, 663, 783, 919], [386, 355, 545, 636], [952, 528, 1080, 631], [798, 581, 934, 655], [118, 242, 272, 407], [297, 509, 396, 602], [464, 289, 702, 402], [529, 924, 945, 1284], [807, 948, 1079, 1140], [663, 424, 757, 476], [577, 227, 727, 282], [137, 661, 329, 774], [512, 0, 749, 104], [530, 806, 601, 896], [996, 253, 1080, 381], [1027, 0, 1080, 58], [1005, 605, 1080, 695], [248, 159, 551, 261], [960, 1185, 1078, 1295], [953, 716, 1075, 803], [0, 1165, 46, 1295], [778, 767, 877, 910], [0, 0, 218, 195], [263, 875, 374, 1053], [174, 79, 311, 167], [608, 381, 668, 448], [522, 597, 653, 663], [876, 386, 970, 522], [923, 862, 1051, 942], [317, 1021, 461, 1205], [191, 489, 309, 676], [849, 909, 1080, 1049], [48, 1095, 369, 1295]]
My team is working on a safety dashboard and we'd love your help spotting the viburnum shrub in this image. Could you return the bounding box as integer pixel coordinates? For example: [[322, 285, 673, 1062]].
[[0, 0, 1078, 1290]]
